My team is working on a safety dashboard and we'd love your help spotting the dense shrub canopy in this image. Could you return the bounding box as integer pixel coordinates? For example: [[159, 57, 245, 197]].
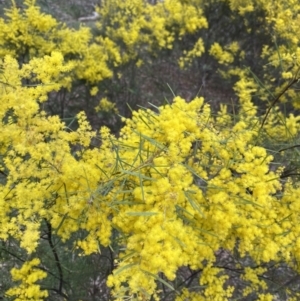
[[1, 0, 300, 300]]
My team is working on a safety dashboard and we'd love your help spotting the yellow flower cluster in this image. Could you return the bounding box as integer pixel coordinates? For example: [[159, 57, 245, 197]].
[[0, 0, 118, 85], [209, 42, 235, 65], [228, 0, 255, 15], [179, 38, 205, 68], [6, 258, 48, 300], [227, 0, 300, 110], [95, 97, 119, 114], [96, 0, 208, 63]]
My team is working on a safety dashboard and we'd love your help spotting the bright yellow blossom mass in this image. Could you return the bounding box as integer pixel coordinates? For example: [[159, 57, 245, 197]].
[[1, 0, 300, 300]]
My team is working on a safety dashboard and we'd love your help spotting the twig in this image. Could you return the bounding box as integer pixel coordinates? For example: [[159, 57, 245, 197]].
[[45, 220, 64, 295], [261, 67, 300, 129]]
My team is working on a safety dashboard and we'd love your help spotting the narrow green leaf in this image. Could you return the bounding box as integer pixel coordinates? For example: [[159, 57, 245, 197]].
[[184, 190, 204, 217], [234, 196, 264, 208], [53, 213, 68, 235], [121, 169, 155, 181], [196, 227, 219, 238], [111, 200, 144, 206], [95, 164, 110, 179], [148, 102, 160, 110], [126, 103, 133, 112], [132, 130, 166, 150], [121, 250, 137, 262], [98, 180, 114, 196], [181, 163, 207, 182], [277, 213, 292, 224], [138, 114, 151, 129], [126, 211, 158, 216], [247, 67, 274, 97], [114, 263, 137, 276], [166, 83, 176, 97], [273, 35, 283, 73], [141, 269, 175, 291]]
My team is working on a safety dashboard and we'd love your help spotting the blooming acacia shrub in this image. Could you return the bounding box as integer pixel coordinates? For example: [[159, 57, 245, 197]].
[[2, 0, 300, 300], [2, 52, 300, 300], [105, 97, 299, 300], [2, 0, 300, 126]]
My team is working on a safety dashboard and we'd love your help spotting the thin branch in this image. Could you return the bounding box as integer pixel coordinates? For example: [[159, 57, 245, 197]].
[[0, 245, 64, 282], [279, 144, 300, 152], [261, 68, 300, 129], [280, 172, 300, 179], [0, 170, 7, 177], [0, 246, 25, 263], [45, 220, 64, 294]]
